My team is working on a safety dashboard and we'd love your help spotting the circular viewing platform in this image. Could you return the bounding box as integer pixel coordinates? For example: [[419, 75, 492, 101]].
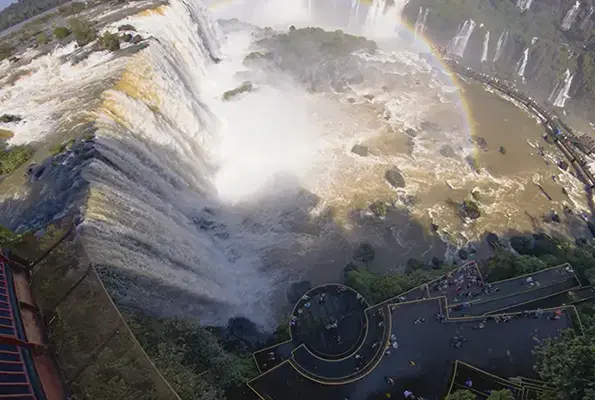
[[290, 284, 370, 359]]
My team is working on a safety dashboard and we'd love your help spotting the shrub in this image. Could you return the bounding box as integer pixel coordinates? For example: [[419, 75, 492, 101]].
[[0, 145, 34, 174], [36, 32, 50, 45], [446, 390, 475, 400], [53, 27, 71, 40], [99, 31, 120, 52], [69, 18, 97, 46], [369, 201, 387, 217], [58, 2, 87, 17], [0, 42, 14, 62]]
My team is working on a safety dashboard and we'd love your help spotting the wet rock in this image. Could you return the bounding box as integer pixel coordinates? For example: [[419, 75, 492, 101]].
[[498, 146, 507, 154], [118, 24, 137, 32], [431, 257, 443, 269], [471, 190, 481, 201], [287, 281, 312, 304], [486, 232, 500, 248], [351, 144, 368, 157], [462, 199, 481, 220], [562, 187, 569, 196], [353, 242, 375, 263], [132, 34, 143, 44], [558, 160, 569, 171], [385, 167, 405, 189], [363, 94, 374, 101], [563, 205, 573, 214], [440, 145, 456, 158], [546, 210, 561, 223], [472, 136, 488, 151], [588, 221, 595, 238], [121, 33, 133, 43], [458, 249, 468, 260], [0, 114, 22, 124], [222, 81, 253, 101], [431, 223, 439, 232]]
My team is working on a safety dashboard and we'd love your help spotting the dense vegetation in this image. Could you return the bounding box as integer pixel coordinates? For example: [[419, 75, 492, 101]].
[[126, 312, 258, 400], [448, 389, 515, 400], [0, 0, 71, 32]]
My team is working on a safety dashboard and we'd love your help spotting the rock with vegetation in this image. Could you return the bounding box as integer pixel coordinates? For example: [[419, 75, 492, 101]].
[[0, 114, 22, 124], [440, 144, 456, 158], [0, 42, 14, 62], [369, 201, 387, 217], [0, 129, 14, 139], [486, 232, 500, 249], [351, 144, 368, 157], [462, 199, 481, 219], [121, 33, 133, 43], [118, 24, 137, 32], [446, 390, 475, 400], [471, 189, 481, 201], [132, 34, 143, 44], [69, 18, 97, 47], [53, 26, 71, 39], [498, 145, 507, 154], [49, 138, 75, 156], [472, 136, 488, 151], [222, 81, 253, 101], [385, 167, 406, 188], [99, 31, 120, 52]]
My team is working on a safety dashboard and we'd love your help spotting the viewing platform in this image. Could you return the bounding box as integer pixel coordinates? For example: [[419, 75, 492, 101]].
[[248, 262, 588, 400]]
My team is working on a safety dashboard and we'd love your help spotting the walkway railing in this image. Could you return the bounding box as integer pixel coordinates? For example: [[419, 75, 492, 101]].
[[8, 219, 181, 400]]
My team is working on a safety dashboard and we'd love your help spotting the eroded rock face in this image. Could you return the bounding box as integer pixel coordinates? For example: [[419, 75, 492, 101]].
[[385, 167, 406, 188]]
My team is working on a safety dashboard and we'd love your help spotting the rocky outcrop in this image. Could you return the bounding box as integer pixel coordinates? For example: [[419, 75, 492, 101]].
[[369, 201, 387, 217], [385, 167, 406, 188], [462, 199, 481, 219], [0, 114, 22, 123]]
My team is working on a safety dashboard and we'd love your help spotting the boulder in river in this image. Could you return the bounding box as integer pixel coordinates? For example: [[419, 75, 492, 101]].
[[385, 167, 405, 188], [405, 128, 417, 137], [458, 249, 468, 260], [0, 114, 22, 124], [440, 145, 456, 158], [287, 281, 312, 304], [472, 136, 488, 151], [462, 199, 481, 220], [498, 146, 507, 154], [132, 34, 143, 44], [351, 144, 368, 157]]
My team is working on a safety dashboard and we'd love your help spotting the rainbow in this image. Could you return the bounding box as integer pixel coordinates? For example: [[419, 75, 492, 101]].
[[207, 0, 476, 142]]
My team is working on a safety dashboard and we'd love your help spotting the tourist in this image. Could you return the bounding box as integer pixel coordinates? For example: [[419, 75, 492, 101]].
[[404, 390, 415, 399], [319, 293, 327, 305], [355, 354, 362, 360], [304, 302, 311, 309], [301, 294, 310, 301], [409, 360, 416, 367], [392, 341, 398, 349], [414, 317, 426, 324], [385, 377, 395, 385], [464, 378, 472, 388]]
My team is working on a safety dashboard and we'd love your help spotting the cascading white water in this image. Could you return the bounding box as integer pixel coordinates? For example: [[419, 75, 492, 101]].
[[414, 6, 429, 37], [516, 0, 534, 12], [581, 6, 594, 29], [562, 0, 581, 31], [549, 69, 574, 107], [348, 0, 361, 28], [481, 30, 490, 62], [446, 20, 476, 57], [493, 29, 508, 63], [516, 47, 529, 78], [362, 0, 409, 38]]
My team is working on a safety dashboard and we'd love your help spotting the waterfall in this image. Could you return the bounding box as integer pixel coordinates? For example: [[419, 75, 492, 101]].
[[481, 30, 490, 62], [363, 0, 409, 38], [562, 1, 581, 31], [581, 6, 594, 29], [414, 7, 429, 37], [516, 0, 534, 11], [493, 29, 508, 63], [549, 69, 574, 107], [446, 19, 476, 57], [348, 0, 360, 28], [516, 47, 529, 78]]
